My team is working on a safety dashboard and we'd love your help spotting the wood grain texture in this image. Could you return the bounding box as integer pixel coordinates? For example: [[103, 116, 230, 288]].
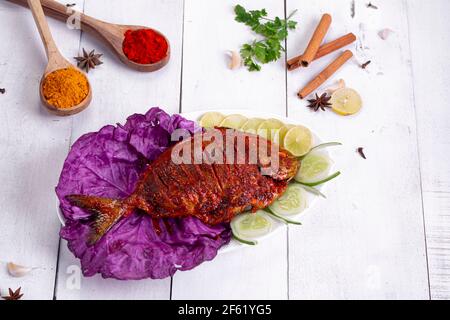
[[54, 0, 184, 300], [171, 0, 288, 300], [0, 0, 82, 300], [406, 0, 450, 300], [285, 0, 429, 299]]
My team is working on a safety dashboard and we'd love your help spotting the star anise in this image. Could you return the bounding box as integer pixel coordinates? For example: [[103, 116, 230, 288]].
[[74, 48, 103, 73], [306, 93, 332, 112], [2, 287, 24, 300]]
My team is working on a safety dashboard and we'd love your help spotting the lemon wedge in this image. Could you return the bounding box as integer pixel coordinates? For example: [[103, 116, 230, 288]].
[[241, 118, 265, 134], [199, 112, 225, 128], [283, 125, 313, 157], [219, 114, 248, 129], [331, 88, 362, 116]]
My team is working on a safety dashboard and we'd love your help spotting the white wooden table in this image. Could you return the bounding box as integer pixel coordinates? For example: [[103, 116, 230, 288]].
[[0, 0, 449, 300]]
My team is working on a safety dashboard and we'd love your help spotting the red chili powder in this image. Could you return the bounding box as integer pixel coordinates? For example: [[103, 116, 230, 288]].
[[122, 29, 168, 64]]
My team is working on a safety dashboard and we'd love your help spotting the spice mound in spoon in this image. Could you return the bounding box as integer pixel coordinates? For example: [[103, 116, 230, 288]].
[[122, 29, 168, 65], [42, 67, 89, 109]]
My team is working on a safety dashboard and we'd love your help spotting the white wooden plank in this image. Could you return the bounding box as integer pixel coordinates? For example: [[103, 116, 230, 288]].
[[422, 191, 450, 300], [55, 0, 184, 299], [0, 0, 82, 299], [180, 0, 287, 113], [407, 0, 450, 300], [285, 0, 429, 299], [172, 0, 288, 299], [2, 0, 447, 301]]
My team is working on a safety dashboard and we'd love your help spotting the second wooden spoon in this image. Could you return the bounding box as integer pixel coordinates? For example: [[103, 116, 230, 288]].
[[10, 0, 171, 72]]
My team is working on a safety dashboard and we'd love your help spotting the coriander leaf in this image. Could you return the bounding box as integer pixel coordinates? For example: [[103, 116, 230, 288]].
[[234, 4, 246, 18], [243, 56, 261, 72], [234, 5, 298, 71], [287, 20, 297, 30], [250, 9, 267, 18], [253, 41, 268, 62], [277, 29, 288, 40], [240, 43, 254, 58], [274, 17, 282, 26]]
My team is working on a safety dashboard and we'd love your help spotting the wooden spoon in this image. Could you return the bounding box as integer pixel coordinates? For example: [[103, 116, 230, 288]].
[[27, 0, 91, 116], [9, 0, 170, 72]]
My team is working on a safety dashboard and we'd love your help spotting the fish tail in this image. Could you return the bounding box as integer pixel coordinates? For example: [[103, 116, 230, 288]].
[[66, 195, 133, 245]]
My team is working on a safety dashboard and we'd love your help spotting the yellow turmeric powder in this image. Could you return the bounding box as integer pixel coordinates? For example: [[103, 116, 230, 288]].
[[42, 67, 89, 109]]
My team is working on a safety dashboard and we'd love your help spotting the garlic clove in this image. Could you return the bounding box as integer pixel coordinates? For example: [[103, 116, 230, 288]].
[[325, 79, 346, 95], [378, 28, 394, 40], [227, 50, 242, 70], [7, 262, 33, 278]]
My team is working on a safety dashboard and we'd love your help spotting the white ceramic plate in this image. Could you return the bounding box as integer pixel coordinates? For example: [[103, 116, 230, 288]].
[[185, 109, 333, 253], [56, 109, 334, 254]]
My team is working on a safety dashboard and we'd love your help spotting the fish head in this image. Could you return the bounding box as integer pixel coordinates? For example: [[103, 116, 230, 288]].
[[261, 148, 300, 181]]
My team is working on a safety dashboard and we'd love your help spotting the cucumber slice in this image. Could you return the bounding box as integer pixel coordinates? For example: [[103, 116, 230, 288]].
[[269, 184, 308, 217], [231, 210, 273, 244], [298, 171, 341, 187], [300, 184, 327, 198], [265, 209, 302, 225], [232, 233, 257, 245], [308, 142, 342, 154], [295, 152, 332, 184]]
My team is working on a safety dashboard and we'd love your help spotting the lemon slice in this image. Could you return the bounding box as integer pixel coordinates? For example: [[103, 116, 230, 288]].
[[275, 126, 290, 147], [258, 119, 284, 141], [198, 112, 225, 128], [275, 124, 296, 147], [284, 124, 295, 130], [331, 88, 362, 116], [241, 118, 265, 134], [219, 114, 248, 129], [283, 125, 313, 157]]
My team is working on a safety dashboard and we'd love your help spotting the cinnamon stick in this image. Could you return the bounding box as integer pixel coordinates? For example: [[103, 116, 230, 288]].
[[287, 33, 356, 71], [298, 50, 353, 99], [300, 13, 332, 67]]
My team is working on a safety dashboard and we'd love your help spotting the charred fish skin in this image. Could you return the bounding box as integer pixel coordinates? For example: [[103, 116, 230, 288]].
[[67, 128, 300, 244], [131, 128, 298, 223]]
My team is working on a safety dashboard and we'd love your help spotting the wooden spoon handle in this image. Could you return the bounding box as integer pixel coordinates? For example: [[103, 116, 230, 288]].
[[26, 0, 60, 60]]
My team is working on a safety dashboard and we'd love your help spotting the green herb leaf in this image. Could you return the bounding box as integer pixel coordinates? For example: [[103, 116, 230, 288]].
[[234, 5, 298, 71]]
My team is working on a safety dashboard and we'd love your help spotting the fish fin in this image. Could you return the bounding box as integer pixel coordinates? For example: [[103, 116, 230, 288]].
[[66, 195, 131, 245]]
